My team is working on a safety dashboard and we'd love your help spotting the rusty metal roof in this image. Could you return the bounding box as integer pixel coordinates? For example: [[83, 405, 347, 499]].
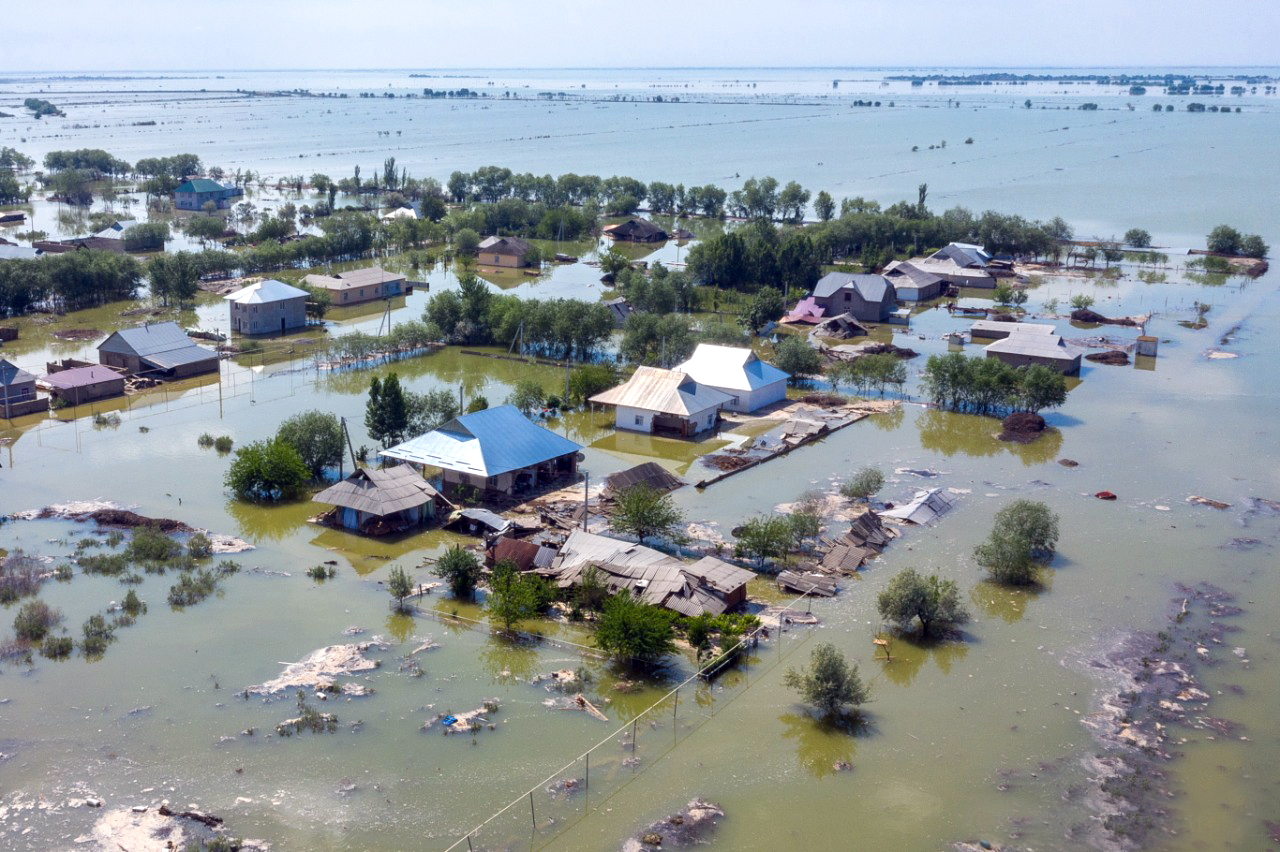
[[312, 466, 440, 516]]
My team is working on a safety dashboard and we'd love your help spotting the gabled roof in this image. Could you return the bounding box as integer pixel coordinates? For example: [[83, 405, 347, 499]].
[[602, 462, 685, 499], [0, 358, 36, 387], [883, 260, 943, 288], [93, 221, 129, 240], [589, 366, 732, 417], [379, 404, 582, 477], [224, 278, 309, 305], [381, 206, 418, 220], [683, 556, 755, 595], [675, 343, 789, 393], [98, 322, 211, 358], [478, 235, 531, 255], [174, 178, 231, 194], [813, 272, 892, 303], [313, 465, 440, 516], [929, 243, 990, 268], [880, 488, 955, 525], [602, 218, 668, 241], [40, 364, 122, 390], [984, 331, 1080, 361]]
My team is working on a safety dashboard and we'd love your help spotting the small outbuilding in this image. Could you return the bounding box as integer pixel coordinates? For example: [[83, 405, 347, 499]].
[[97, 322, 219, 378], [41, 364, 126, 406], [811, 272, 897, 323], [883, 260, 945, 301], [589, 366, 732, 437], [302, 266, 407, 306], [312, 465, 448, 535], [224, 278, 309, 335], [602, 218, 668, 242], [675, 343, 789, 413], [380, 404, 582, 499], [477, 235, 533, 268], [984, 328, 1082, 375], [1, 358, 45, 418]]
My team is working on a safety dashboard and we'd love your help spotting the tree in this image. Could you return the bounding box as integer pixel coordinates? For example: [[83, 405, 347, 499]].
[[365, 374, 409, 448], [276, 410, 344, 479], [405, 388, 459, 435], [974, 499, 1060, 585], [786, 495, 823, 551], [1238, 234, 1269, 259], [993, 283, 1015, 306], [783, 643, 868, 719], [814, 190, 836, 222], [1069, 293, 1094, 311], [433, 545, 482, 600], [487, 559, 549, 633], [454, 227, 480, 255], [568, 364, 617, 405], [1206, 224, 1242, 255], [733, 515, 793, 568], [610, 484, 685, 544], [773, 335, 821, 384], [147, 253, 198, 306], [1124, 228, 1151, 248], [876, 568, 968, 638], [594, 590, 676, 665], [739, 286, 784, 336], [224, 438, 311, 502], [840, 467, 884, 501], [506, 379, 546, 416], [184, 214, 228, 244], [14, 600, 62, 642], [1016, 365, 1067, 413], [388, 565, 413, 613]]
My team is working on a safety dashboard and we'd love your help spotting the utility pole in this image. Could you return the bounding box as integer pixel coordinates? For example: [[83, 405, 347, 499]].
[[581, 470, 589, 531]]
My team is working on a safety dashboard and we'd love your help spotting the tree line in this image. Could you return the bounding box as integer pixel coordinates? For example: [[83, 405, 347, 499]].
[[920, 353, 1067, 416], [0, 251, 141, 315]]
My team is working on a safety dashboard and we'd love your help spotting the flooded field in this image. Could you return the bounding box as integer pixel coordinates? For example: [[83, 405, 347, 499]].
[[2, 67, 1279, 851]]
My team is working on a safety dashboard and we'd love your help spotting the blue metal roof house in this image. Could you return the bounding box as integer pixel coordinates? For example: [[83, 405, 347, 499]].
[[173, 178, 244, 211], [98, 321, 220, 378], [380, 404, 582, 499]]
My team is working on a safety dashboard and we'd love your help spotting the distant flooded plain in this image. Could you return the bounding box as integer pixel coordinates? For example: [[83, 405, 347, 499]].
[[2, 68, 1279, 851]]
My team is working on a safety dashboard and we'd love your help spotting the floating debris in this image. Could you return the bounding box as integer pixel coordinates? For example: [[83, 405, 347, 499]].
[[246, 641, 385, 699]]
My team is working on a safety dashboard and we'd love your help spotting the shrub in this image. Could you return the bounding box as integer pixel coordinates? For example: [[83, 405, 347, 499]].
[[80, 614, 115, 656], [198, 432, 216, 448], [840, 467, 884, 501], [213, 435, 234, 453], [0, 551, 43, 603], [783, 643, 868, 718], [14, 600, 62, 642], [41, 635, 74, 659], [433, 546, 482, 600], [595, 590, 676, 665], [876, 569, 969, 637], [974, 499, 1060, 585], [187, 532, 213, 559], [224, 437, 310, 502]]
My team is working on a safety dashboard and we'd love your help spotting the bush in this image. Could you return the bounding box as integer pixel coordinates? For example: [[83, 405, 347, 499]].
[[213, 435, 234, 453], [225, 437, 311, 502], [276, 410, 344, 479], [609, 484, 685, 545], [733, 515, 794, 569], [840, 467, 884, 501], [783, 643, 868, 718], [41, 635, 74, 659], [433, 545, 482, 600], [198, 433, 215, 449], [974, 499, 1060, 585], [14, 600, 62, 642], [80, 614, 115, 656], [0, 551, 42, 604], [595, 590, 676, 665], [388, 565, 413, 611], [187, 532, 213, 559], [773, 335, 822, 383]]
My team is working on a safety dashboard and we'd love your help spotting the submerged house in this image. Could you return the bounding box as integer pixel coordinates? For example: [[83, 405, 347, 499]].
[[302, 266, 406, 306], [675, 343, 789, 413], [883, 260, 944, 302], [602, 218, 668, 242], [477, 235, 533, 268], [984, 328, 1082, 375], [589, 366, 732, 437], [380, 404, 582, 499], [1, 358, 44, 418], [40, 364, 126, 407], [811, 272, 897, 323], [97, 322, 219, 378], [173, 178, 243, 212], [535, 529, 754, 617], [224, 278, 309, 335], [909, 243, 996, 288], [312, 465, 447, 535]]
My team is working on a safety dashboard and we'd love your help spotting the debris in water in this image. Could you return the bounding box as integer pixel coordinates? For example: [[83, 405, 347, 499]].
[[1095, 491, 1117, 501], [621, 799, 725, 851], [1188, 495, 1231, 510], [246, 641, 384, 699]]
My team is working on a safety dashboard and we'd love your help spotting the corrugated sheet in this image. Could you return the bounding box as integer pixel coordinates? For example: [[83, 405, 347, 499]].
[[224, 279, 309, 305], [99, 322, 206, 357], [381, 404, 581, 477], [589, 367, 732, 416], [602, 462, 685, 498], [880, 488, 955, 525], [884, 260, 944, 288], [684, 556, 754, 594], [984, 332, 1078, 360], [313, 466, 439, 516], [0, 358, 36, 387], [478, 235, 531, 255], [141, 347, 219, 371], [40, 364, 122, 390], [335, 266, 405, 289], [676, 344, 789, 393], [813, 272, 891, 302]]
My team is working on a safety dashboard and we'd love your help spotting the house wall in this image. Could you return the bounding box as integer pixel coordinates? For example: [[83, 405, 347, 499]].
[[165, 356, 220, 379], [895, 281, 942, 302], [706, 380, 786, 413], [54, 377, 125, 406], [614, 404, 655, 433], [1, 378, 36, 404], [486, 252, 525, 268], [230, 296, 307, 335], [1, 381, 45, 417], [984, 350, 1081, 376], [99, 350, 142, 373]]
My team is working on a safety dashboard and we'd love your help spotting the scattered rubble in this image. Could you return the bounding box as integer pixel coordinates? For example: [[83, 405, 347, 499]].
[[1187, 495, 1231, 510], [246, 641, 385, 699], [621, 799, 725, 851], [82, 804, 265, 851], [1085, 350, 1130, 366], [423, 700, 500, 734]]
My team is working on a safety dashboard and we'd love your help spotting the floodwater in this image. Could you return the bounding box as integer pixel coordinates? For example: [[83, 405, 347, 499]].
[[2, 68, 1280, 851]]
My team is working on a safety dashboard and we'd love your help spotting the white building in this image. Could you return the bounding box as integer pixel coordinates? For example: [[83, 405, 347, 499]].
[[224, 278, 309, 335], [590, 366, 732, 438], [675, 343, 789, 413]]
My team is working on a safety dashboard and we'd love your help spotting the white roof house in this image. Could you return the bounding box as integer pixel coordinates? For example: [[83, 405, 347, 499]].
[[590, 367, 732, 437], [675, 343, 789, 413], [224, 279, 309, 335], [984, 327, 1082, 375], [224, 278, 309, 305]]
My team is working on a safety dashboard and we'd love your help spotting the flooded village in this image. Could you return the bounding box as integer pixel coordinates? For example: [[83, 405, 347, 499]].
[[2, 64, 1280, 852]]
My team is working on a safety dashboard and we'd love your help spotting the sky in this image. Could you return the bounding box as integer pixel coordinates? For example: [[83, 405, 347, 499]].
[[3, 0, 1279, 71]]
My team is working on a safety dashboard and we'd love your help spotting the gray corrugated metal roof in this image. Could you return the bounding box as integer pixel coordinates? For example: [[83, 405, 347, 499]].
[[929, 243, 990, 268], [984, 332, 1078, 360], [224, 278, 309, 304], [478, 235, 531, 255], [880, 488, 955, 525], [379, 404, 582, 477], [334, 266, 406, 289], [883, 260, 943, 288], [0, 358, 37, 387], [589, 367, 732, 416], [602, 462, 685, 498], [813, 272, 891, 302], [684, 556, 754, 594], [141, 346, 219, 371], [676, 344, 789, 393], [313, 466, 439, 516], [99, 322, 209, 358]]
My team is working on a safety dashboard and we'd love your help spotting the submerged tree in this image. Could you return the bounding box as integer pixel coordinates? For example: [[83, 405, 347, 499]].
[[365, 374, 409, 448], [594, 589, 676, 666], [876, 568, 968, 638], [486, 559, 550, 634], [433, 545, 482, 600], [783, 642, 868, 719], [224, 438, 310, 502], [275, 410, 344, 479], [388, 565, 413, 613], [973, 499, 1060, 585]]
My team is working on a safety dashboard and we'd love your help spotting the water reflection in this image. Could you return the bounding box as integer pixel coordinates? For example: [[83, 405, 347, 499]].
[[384, 610, 415, 644], [225, 497, 313, 544], [479, 635, 540, 684], [917, 408, 1062, 466], [877, 634, 972, 687], [778, 713, 857, 779], [870, 406, 905, 432], [970, 574, 1053, 624]]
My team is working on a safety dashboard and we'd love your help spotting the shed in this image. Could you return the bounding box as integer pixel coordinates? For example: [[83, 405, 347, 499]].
[[880, 488, 955, 525], [302, 266, 406, 306], [675, 344, 789, 413], [811, 272, 897, 322], [602, 218, 668, 242], [313, 465, 445, 535], [969, 320, 1056, 341], [224, 278, 309, 335], [589, 366, 732, 437], [883, 260, 944, 301], [477, 235, 533, 268], [97, 322, 219, 378], [1, 358, 44, 418], [813, 312, 869, 340], [602, 462, 685, 499], [984, 330, 1082, 375], [380, 404, 582, 498], [40, 364, 126, 406]]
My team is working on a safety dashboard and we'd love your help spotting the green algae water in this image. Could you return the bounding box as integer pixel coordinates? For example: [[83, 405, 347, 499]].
[[2, 68, 1280, 850]]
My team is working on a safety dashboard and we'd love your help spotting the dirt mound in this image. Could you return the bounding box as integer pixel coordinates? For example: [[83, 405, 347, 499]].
[[88, 509, 193, 532], [1071, 308, 1137, 326], [704, 453, 755, 472], [52, 328, 103, 340], [861, 342, 919, 359], [1085, 350, 1130, 366], [998, 411, 1046, 444], [798, 393, 846, 406]]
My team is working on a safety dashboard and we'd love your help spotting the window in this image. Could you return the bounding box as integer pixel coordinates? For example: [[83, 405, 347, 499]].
[[634, 414, 643, 426], [843, 291, 851, 301]]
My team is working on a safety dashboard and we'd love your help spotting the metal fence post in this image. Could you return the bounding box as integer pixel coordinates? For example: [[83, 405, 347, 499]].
[[529, 791, 536, 831]]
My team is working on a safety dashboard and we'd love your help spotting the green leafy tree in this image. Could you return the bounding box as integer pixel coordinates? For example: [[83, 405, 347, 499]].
[[1015, 365, 1067, 413], [486, 559, 550, 633], [454, 227, 480, 255], [184, 214, 228, 244], [224, 438, 311, 502], [14, 600, 62, 642], [739, 286, 785, 335], [388, 565, 413, 613], [147, 252, 198, 306], [1238, 234, 1269, 259], [814, 190, 836, 222], [773, 335, 822, 384], [733, 515, 794, 568], [1124, 228, 1152, 248], [1069, 293, 1095, 311], [405, 388, 459, 435], [1206, 224, 1241, 255], [840, 467, 884, 501], [568, 364, 618, 405], [433, 545, 482, 600], [594, 590, 676, 666], [620, 313, 695, 367], [276, 410, 344, 479], [365, 374, 409, 447], [783, 642, 868, 719], [610, 484, 685, 544], [876, 568, 969, 638], [466, 394, 489, 413], [506, 379, 546, 416], [974, 499, 1060, 585]]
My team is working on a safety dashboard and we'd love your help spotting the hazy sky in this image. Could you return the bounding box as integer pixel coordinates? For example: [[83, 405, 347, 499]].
[[4, 0, 1278, 71]]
